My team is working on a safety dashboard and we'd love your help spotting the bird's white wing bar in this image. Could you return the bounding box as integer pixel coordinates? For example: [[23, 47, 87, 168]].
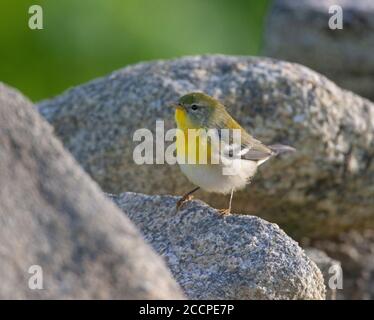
[[222, 142, 272, 162]]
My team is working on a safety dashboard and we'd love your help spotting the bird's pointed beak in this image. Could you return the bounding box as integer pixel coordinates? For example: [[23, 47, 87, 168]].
[[170, 103, 183, 110]]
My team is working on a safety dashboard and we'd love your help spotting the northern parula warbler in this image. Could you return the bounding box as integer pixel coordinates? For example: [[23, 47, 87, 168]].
[[172, 92, 295, 214]]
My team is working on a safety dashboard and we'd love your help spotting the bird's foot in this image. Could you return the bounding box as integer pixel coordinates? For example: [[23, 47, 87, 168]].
[[217, 208, 231, 216], [176, 194, 194, 211]]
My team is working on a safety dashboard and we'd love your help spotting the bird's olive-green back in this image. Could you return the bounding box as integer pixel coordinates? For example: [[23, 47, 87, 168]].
[[177, 92, 272, 157]]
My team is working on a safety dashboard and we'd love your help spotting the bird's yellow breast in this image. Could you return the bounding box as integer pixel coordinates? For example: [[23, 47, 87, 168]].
[[175, 108, 212, 164]]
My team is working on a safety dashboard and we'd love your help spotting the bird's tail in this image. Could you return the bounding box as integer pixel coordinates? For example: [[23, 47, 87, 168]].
[[268, 144, 296, 156]]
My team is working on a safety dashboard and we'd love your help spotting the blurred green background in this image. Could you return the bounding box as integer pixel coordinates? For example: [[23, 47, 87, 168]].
[[0, 0, 269, 101]]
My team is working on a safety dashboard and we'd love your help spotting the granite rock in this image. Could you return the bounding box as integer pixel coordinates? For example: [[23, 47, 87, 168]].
[[110, 192, 326, 300], [37, 55, 374, 239], [263, 0, 374, 100], [305, 248, 341, 300], [0, 83, 184, 299]]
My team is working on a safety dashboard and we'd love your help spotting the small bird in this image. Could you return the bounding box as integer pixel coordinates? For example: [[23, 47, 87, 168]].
[[172, 92, 295, 215]]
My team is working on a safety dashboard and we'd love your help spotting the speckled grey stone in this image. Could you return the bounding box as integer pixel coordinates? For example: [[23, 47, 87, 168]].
[[110, 192, 326, 300], [263, 0, 374, 100], [0, 83, 184, 299], [305, 248, 341, 300], [37, 55, 374, 239]]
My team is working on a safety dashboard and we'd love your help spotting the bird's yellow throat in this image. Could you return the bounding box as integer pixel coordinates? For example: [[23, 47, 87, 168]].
[[175, 107, 212, 164], [175, 107, 194, 130]]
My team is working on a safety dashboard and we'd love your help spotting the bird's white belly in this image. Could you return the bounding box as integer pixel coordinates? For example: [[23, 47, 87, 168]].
[[179, 160, 258, 194]]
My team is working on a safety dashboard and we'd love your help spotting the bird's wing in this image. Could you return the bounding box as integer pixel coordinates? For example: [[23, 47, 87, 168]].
[[240, 144, 273, 161], [221, 130, 274, 162]]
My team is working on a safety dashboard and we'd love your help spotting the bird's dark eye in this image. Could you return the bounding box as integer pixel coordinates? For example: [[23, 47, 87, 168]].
[[191, 104, 198, 110]]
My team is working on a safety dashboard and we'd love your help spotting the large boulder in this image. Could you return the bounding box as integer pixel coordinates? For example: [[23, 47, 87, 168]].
[[263, 0, 374, 100], [37, 55, 374, 239], [110, 192, 326, 300], [0, 83, 184, 299]]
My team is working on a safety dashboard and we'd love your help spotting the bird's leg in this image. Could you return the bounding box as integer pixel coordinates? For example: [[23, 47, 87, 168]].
[[176, 186, 200, 211], [218, 188, 234, 216]]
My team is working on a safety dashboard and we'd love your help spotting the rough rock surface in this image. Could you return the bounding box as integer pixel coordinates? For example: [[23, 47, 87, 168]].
[[110, 192, 326, 300], [263, 0, 374, 100], [305, 248, 341, 300], [37, 55, 374, 239], [0, 83, 184, 299]]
